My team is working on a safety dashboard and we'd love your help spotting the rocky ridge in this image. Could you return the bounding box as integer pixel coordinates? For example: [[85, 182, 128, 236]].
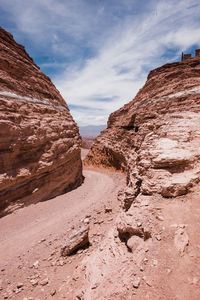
[[82, 57, 200, 299], [85, 57, 200, 200], [0, 27, 82, 216]]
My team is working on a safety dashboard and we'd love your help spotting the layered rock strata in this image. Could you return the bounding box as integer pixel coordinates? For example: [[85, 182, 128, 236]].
[[85, 57, 200, 202], [0, 27, 82, 216], [81, 57, 200, 299]]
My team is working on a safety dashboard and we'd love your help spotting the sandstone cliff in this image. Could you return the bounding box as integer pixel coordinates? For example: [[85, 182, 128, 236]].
[[81, 57, 200, 299], [85, 57, 200, 203], [0, 27, 82, 216]]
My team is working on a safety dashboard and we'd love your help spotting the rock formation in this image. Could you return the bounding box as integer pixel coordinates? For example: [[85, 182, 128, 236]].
[[61, 224, 89, 256], [0, 27, 82, 216], [81, 57, 200, 299], [85, 56, 200, 202]]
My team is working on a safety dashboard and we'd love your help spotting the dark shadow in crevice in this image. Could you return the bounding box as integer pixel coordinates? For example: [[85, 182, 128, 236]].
[[68, 241, 90, 256]]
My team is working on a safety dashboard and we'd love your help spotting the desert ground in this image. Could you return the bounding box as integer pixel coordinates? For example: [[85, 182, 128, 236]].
[[0, 150, 126, 299], [0, 149, 200, 299]]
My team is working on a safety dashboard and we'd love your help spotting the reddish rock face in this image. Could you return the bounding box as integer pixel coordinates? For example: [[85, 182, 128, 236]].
[[85, 57, 200, 199], [0, 27, 83, 216]]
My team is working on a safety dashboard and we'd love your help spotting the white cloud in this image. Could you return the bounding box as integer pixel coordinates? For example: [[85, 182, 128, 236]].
[[54, 0, 200, 125]]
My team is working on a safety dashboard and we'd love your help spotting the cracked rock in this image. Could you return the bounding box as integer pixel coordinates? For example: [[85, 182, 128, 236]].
[[61, 225, 89, 256]]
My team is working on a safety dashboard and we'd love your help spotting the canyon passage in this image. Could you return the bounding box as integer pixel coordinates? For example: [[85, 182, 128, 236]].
[[0, 27, 200, 300]]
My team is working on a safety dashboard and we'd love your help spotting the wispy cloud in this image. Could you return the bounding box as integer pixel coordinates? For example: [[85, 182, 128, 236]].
[[54, 0, 200, 125], [1, 0, 200, 126]]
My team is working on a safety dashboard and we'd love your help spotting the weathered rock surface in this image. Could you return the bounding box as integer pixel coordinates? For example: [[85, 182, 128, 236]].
[[0, 27, 82, 216], [61, 225, 89, 256], [116, 203, 153, 243], [82, 59, 200, 299], [85, 57, 200, 199], [174, 228, 189, 254]]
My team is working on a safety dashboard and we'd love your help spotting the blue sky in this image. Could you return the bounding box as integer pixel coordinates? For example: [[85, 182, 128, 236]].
[[1, 0, 200, 126]]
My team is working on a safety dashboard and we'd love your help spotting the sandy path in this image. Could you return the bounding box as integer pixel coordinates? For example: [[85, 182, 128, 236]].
[[0, 149, 126, 300], [0, 169, 121, 262]]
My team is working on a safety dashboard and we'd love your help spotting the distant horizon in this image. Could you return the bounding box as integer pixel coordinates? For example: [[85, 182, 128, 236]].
[[1, 0, 200, 126], [79, 124, 106, 138]]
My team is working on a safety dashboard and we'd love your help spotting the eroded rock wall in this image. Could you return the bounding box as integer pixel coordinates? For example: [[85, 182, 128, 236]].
[[0, 27, 83, 216], [85, 57, 200, 201], [81, 58, 200, 299]]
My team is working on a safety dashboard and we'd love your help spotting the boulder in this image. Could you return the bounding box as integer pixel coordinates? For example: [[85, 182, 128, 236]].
[[61, 225, 89, 256]]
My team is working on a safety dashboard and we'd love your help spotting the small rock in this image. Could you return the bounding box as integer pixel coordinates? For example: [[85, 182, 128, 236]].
[[18, 264, 23, 269], [167, 269, 172, 274], [156, 235, 161, 241], [51, 250, 56, 256], [152, 259, 158, 267], [132, 277, 141, 288], [30, 279, 38, 286], [143, 258, 148, 264], [83, 218, 90, 224], [58, 260, 65, 266], [32, 188, 39, 194], [104, 207, 112, 213], [178, 224, 186, 229], [33, 260, 39, 269], [50, 289, 56, 296], [15, 288, 22, 294], [156, 215, 164, 221], [140, 265, 144, 272], [85, 214, 91, 218], [94, 220, 104, 224], [143, 276, 152, 286], [47, 256, 53, 261], [38, 238, 46, 244], [91, 283, 99, 289], [17, 282, 24, 288], [40, 278, 49, 286], [127, 236, 143, 252], [76, 290, 84, 299], [99, 246, 104, 252]]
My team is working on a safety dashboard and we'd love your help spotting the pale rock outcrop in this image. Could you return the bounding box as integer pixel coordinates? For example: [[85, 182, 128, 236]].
[[0, 27, 83, 216], [84, 58, 200, 286], [74, 58, 200, 300], [61, 225, 89, 256]]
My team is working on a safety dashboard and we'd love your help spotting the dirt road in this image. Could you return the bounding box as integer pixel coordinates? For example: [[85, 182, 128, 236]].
[[0, 167, 125, 299]]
